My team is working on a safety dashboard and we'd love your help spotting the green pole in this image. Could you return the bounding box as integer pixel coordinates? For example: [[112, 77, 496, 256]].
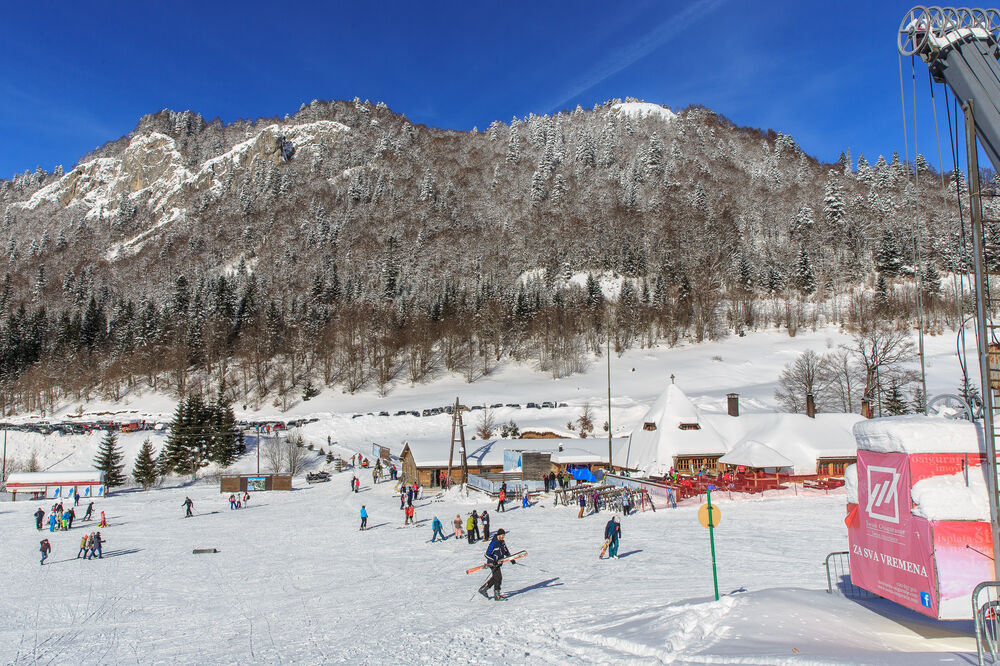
[[707, 487, 719, 601]]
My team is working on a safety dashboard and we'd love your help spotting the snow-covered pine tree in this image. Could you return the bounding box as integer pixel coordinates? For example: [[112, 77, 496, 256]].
[[794, 246, 816, 295], [823, 171, 845, 227], [94, 429, 126, 487], [874, 230, 903, 277], [874, 272, 890, 313], [132, 438, 158, 489]]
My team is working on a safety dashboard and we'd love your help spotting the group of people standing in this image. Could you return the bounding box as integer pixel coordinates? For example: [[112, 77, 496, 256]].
[[228, 493, 251, 510], [35, 501, 102, 532]]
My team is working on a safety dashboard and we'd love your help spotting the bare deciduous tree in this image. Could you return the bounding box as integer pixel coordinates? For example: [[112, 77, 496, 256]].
[[775, 349, 830, 412], [476, 406, 496, 439]]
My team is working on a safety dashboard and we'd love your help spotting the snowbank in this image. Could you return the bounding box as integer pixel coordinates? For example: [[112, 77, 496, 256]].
[[845, 463, 858, 504], [911, 467, 991, 521]]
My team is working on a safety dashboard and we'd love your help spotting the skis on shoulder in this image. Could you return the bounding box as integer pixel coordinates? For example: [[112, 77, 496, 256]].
[[465, 550, 527, 574]]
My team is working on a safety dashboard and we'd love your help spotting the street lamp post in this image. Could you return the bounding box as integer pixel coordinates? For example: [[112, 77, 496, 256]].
[[607, 319, 613, 471], [256, 425, 261, 474]]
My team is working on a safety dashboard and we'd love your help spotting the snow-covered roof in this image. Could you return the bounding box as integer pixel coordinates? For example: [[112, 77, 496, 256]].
[[6, 471, 104, 486], [624, 384, 861, 475], [718, 440, 793, 469], [854, 416, 983, 455], [404, 437, 630, 468], [624, 384, 728, 474]]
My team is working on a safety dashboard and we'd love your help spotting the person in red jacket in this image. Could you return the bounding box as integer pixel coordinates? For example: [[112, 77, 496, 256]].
[[40, 538, 51, 565], [497, 488, 506, 512]]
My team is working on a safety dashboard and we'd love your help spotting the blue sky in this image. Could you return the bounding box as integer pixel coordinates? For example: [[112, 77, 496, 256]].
[[0, 1, 965, 178]]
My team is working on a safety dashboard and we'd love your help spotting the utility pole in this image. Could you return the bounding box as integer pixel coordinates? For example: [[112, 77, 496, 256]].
[[1, 426, 6, 489], [256, 425, 260, 474], [446, 398, 469, 486], [607, 319, 613, 471]]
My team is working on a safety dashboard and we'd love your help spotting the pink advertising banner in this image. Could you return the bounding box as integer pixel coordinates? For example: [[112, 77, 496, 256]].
[[848, 450, 938, 617]]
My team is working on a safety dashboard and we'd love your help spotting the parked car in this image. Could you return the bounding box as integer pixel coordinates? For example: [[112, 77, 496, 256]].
[[526, 402, 539, 409], [506, 403, 520, 409], [306, 471, 331, 484], [490, 403, 503, 409], [352, 414, 364, 419], [541, 401, 555, 408], [558, 402, 568, 408], [395, 410, 409, 416], [379, 411, 389, 417], [469, 405, 483, 411], [410, 410, 420, 417], [422, 409, 432, 417]]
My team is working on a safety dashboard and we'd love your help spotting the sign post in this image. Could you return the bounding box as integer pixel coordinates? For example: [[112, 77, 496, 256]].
[[699, 488, 722, 601]]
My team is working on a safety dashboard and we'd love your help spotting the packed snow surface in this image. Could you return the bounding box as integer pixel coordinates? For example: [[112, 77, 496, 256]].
[[0, 479, 975, 663], [611, 101, 676, 123]]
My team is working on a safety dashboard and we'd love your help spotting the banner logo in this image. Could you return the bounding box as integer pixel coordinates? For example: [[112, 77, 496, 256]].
[[866, 465, 901, 523]]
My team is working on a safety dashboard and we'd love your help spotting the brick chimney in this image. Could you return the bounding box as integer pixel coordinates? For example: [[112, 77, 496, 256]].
[[727, 393, 739, 417], [806, 393, 816, 418], [861, 398, 872, 419]]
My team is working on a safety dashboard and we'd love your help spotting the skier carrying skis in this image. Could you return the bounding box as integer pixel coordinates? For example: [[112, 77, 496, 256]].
[[604, 515, 621, 559], [183, 497, 194, 517], [360, 505, 368, 530], [34, 507, 44, 530], [431, 516, 445, 542], [478, 528, 513, 600]]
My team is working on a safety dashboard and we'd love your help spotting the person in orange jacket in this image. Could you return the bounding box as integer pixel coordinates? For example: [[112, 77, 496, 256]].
[[497, 488, 506, 512]]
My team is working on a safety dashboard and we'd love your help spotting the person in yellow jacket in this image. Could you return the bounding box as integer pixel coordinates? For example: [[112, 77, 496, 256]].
[[466, 513, 476, 544], [77, 533, 89, 558]]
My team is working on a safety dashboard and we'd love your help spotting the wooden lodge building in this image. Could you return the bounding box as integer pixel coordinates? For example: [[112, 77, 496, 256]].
[[396, 437, 634, 487], [625, 385, 862, 477]]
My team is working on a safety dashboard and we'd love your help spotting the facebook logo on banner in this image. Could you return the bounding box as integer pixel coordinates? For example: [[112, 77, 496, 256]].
[[920, 591, 932, 608]]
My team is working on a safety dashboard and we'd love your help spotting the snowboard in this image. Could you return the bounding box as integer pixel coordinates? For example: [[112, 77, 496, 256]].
[[599, 539, 610, 558], [465, 549, 527, 574]]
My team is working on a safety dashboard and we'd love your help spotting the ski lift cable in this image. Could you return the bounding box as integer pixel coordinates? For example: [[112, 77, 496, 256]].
[[945, 87, 976, 385], [906, 53, 930, 408]]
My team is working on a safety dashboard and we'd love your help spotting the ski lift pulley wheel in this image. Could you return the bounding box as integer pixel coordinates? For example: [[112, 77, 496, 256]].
[[926, 393, 973, 420]]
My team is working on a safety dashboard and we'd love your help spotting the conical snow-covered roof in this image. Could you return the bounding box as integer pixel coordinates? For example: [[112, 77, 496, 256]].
[[623, 384, 726, 474]]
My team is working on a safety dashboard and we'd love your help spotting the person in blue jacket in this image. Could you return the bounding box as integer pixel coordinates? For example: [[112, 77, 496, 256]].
[[48, 513, 56, 532], [360, 505, 368, 530], [604, 515, 621, 559], [478, 528, 513, 600], [431, 515, 445, 542]]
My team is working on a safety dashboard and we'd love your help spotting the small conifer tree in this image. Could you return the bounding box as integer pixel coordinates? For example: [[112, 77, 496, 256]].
[[94, 429, 126, 487], [132, 439, 158, 489]]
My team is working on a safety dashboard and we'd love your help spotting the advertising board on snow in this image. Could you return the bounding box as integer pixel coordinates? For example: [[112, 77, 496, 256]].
[[847, 417, 996, 621], [849, 451, 937, 616]]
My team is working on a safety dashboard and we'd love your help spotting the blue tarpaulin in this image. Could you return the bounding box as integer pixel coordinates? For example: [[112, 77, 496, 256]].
[[570, 468, 597, 483]]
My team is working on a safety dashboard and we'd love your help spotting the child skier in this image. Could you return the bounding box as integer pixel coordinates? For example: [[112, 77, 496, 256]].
[[404, 504, 415, 525], [478, 528, 513, 600], [40, 538, 51, 565], [521, 488, 529, 509], [431, 516, 445, 542], [99, 511, 108, 528], [360, 505, 368, 530], [453, 514, 463, 539], [578, 494, 586, 519]]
